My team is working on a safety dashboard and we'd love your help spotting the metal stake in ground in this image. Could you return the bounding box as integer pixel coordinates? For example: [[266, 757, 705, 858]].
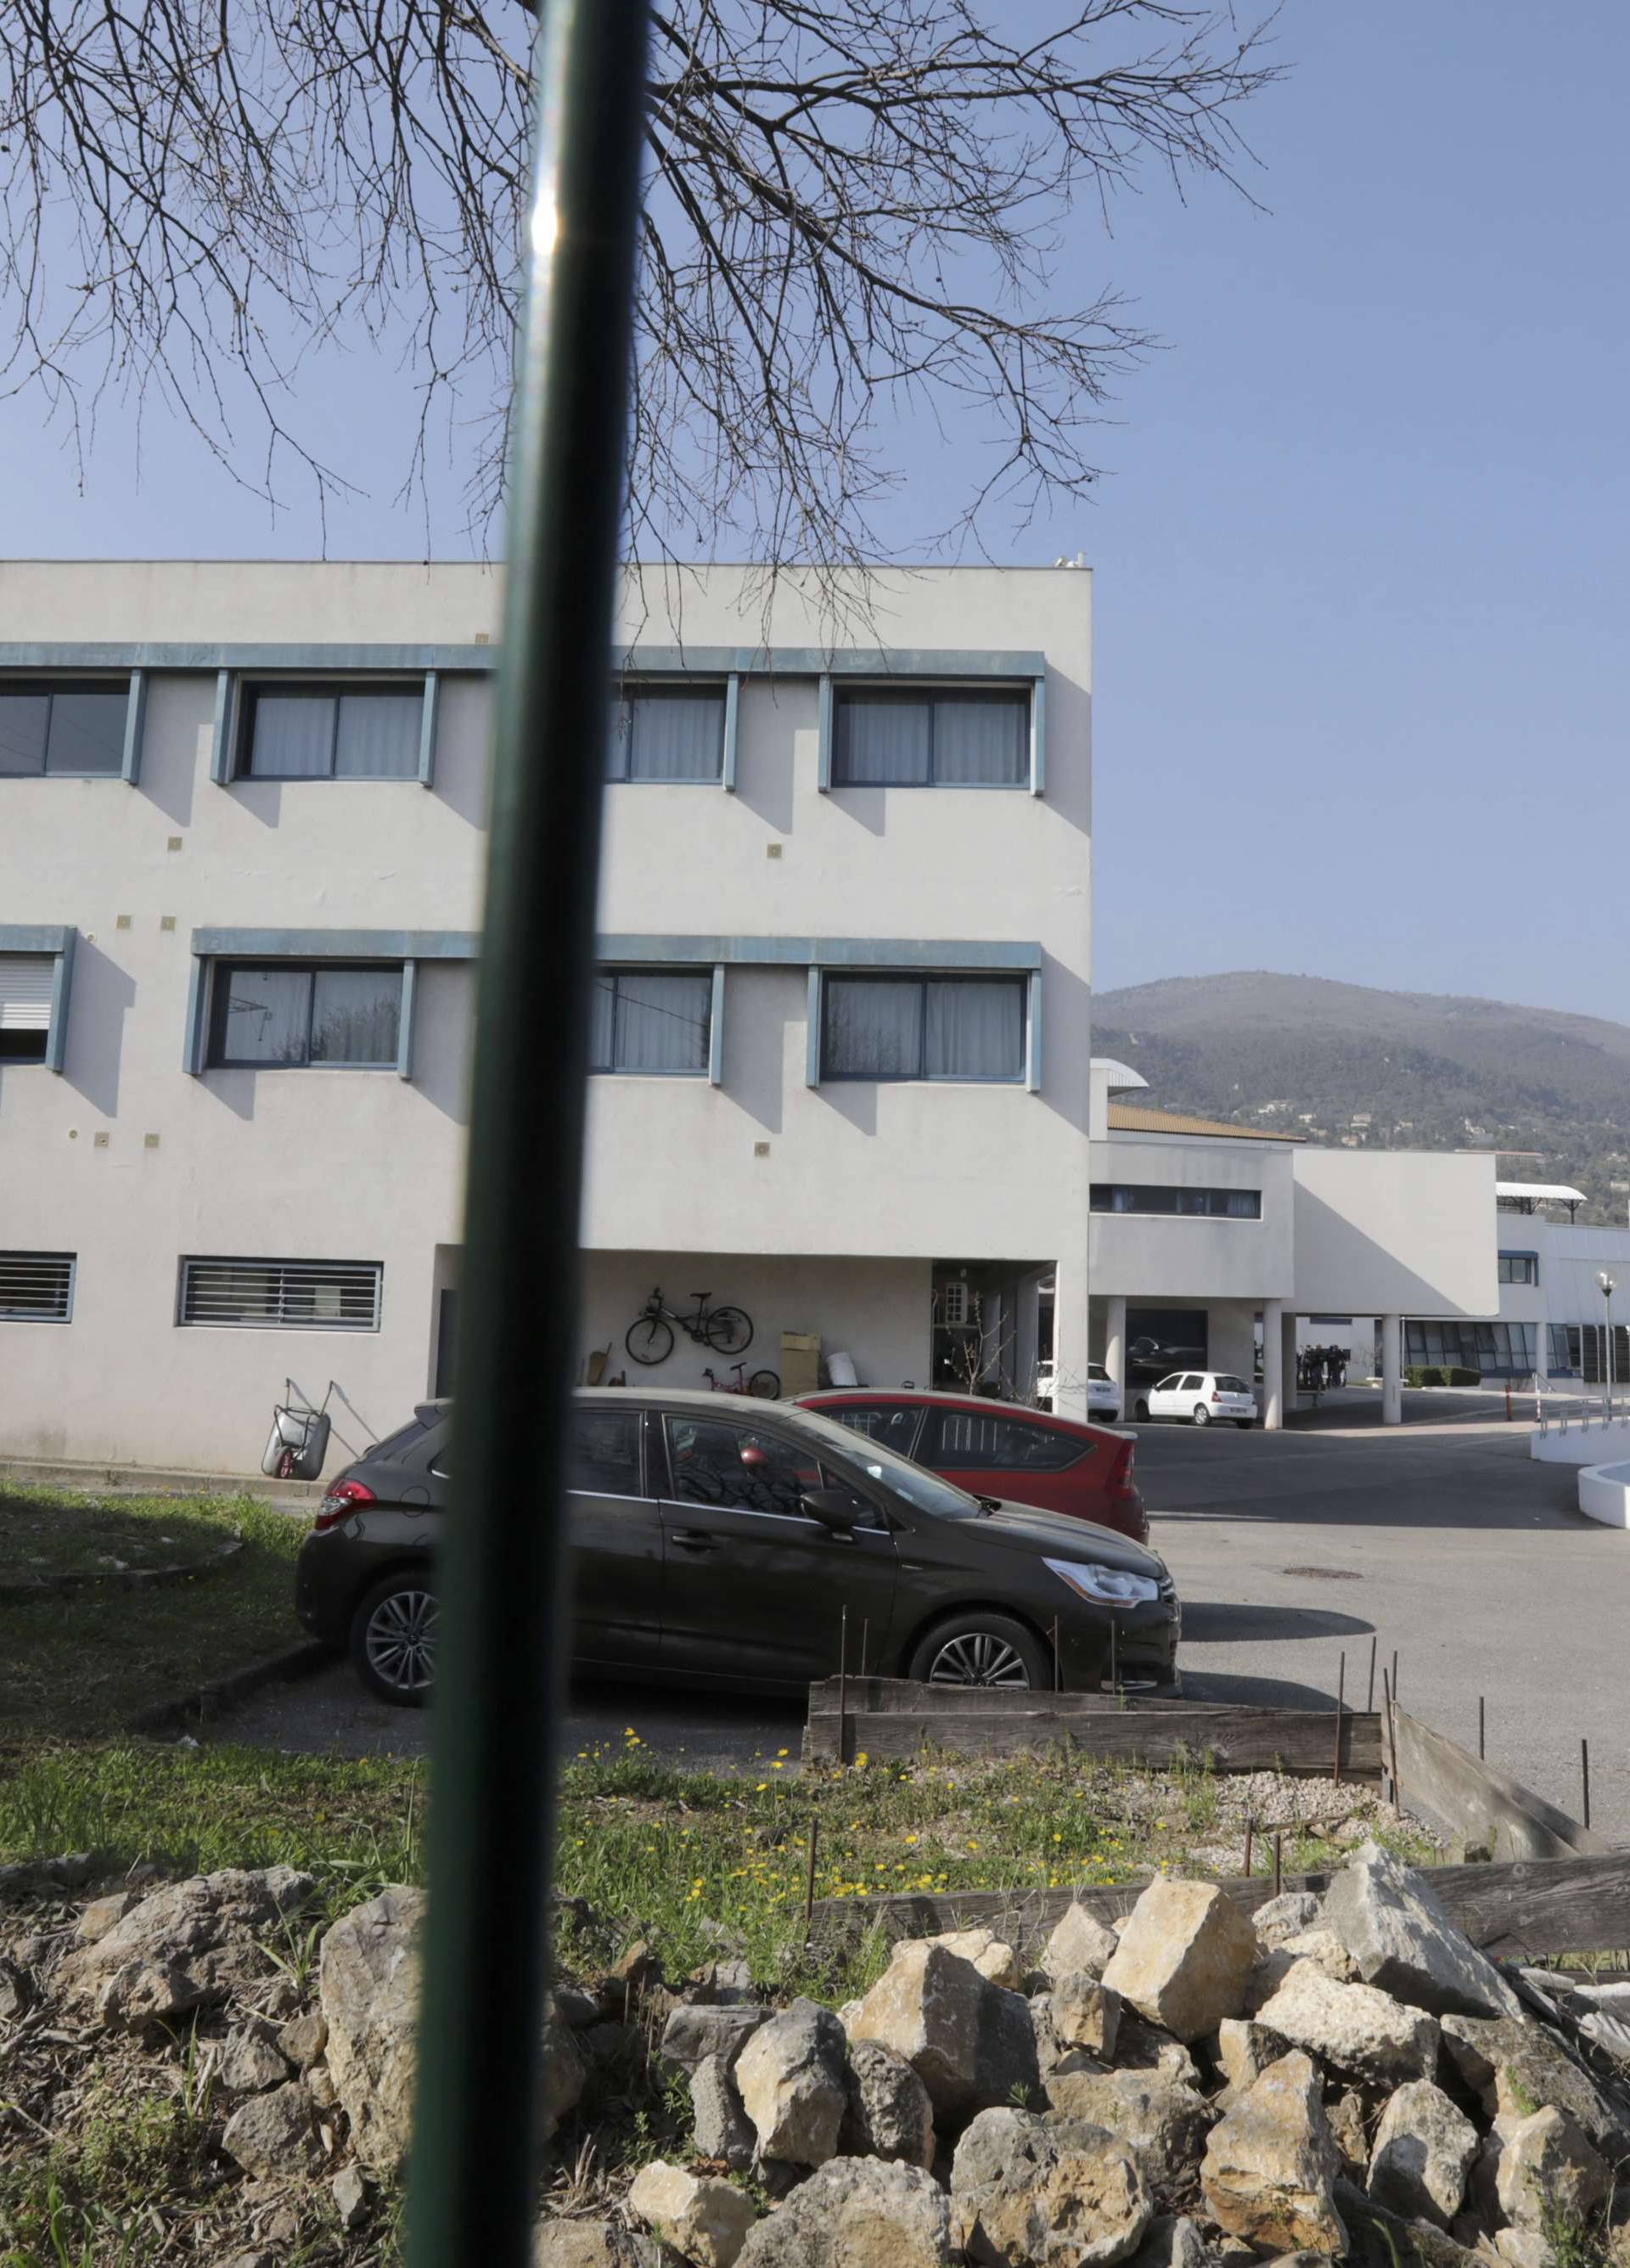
[[860, 1618, 868, 1679], [1243, 1818, 1254, 1877], [1367, 1634, 1377, 1714], [1332, 1650, 1346, 1785], [1382, 1667, 1402, 1817], [1582, 1738, 1591, 1831], [1273, 1832, 1283, 1897], [1391, 1648, 1399, 1707], [1110, 1618, 1118, 1695], [1479, 1696, 1486, 1760], [837, 1606, 848, 1769]]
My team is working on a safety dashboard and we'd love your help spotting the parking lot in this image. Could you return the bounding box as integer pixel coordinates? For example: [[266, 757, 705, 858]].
[[218, 1413, 1630, 1842]]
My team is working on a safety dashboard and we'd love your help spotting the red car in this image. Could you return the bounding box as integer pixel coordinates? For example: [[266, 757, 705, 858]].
[[795, 1389, 1147, 1543]]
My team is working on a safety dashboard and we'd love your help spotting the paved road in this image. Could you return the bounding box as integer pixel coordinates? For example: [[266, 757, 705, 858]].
[[216, 1415, 1630, 1838]]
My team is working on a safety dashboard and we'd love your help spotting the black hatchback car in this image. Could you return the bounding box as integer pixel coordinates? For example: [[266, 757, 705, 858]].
[[295, 1388, 1180, 1705]]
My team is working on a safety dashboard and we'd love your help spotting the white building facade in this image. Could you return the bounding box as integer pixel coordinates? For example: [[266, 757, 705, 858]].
[[1490, 1186, 1630, 1387], [0, 560, 1095, 1474]]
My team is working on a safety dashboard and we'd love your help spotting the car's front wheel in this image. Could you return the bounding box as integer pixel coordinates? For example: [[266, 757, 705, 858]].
[[351, 1571, 438, 1706], [1134, 1399, 1151, 1421], [908, 1611, 1050, 1691], [1191, 1404, 1211, 1427]]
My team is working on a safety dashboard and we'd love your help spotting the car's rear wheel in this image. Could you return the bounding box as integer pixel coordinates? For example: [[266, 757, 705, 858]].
[[1191, 1404, 1211, 1427], [1236, 1418, 1255, 1430], [908, 1612, 1050, 1691], [1134, 1399, 1151, 1421], [351, 1572, 438, 1706]]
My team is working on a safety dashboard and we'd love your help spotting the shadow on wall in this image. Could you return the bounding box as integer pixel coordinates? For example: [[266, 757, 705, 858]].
[[721, 970, 800, 1137], [731, 677, 809, 839], [64, 940, 138, 1119], [429, 679, 492, 832], [1292, 1182, 1494, 1320], [135, 680, 207, 830], [412, 964, 474, 1125]]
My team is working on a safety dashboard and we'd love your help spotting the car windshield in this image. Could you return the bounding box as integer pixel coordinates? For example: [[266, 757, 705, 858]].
[[1088, 1365, 1110, 1382], [782, 1402, 986, 1521], [1215, 1376, 1251, 1393]]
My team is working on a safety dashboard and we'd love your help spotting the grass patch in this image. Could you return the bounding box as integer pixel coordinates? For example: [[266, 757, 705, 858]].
[[0, 1481, 308, 1739]]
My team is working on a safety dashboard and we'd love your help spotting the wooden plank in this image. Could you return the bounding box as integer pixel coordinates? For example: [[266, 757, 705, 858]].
[[807, 1675, 1248, 1716], [804, 1706, 1382, 1776], [1392, 1708, 1610, 1862], [811, 1853, 1630, 1961]]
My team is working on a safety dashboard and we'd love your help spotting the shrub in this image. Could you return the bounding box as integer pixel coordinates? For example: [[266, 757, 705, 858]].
[[1447, 1365, 1481, 1387]]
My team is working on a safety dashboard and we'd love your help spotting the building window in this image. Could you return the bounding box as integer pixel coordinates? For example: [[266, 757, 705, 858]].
[[589, 970, 711, 1074], [1498, 1253, 1539, 1286], [607, 684, 727, 781], [239, 684, 423, 779], [1406, 1319, 1538, 1378], [1091, 1184, 1262, 1219], [0, 953, 57, 1064], [0, 679, 129, 777], [178, 1257, 383, 1330], [833, 686, 1028, 787], [822, 975, 1026, 1082], [0, 1252, 76, 1322], [208, 964, 403, 1067]]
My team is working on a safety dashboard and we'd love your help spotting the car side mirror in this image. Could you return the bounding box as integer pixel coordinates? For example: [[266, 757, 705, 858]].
[[801, 1487, 861, 1535]]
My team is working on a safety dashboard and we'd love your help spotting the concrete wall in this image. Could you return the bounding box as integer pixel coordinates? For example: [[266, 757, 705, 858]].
[[0, 560, 1094, 1468], [1290, 1149, 1498, 1318], [1088, 1135, 1296, 1301], [1497, 1218, 1630, 1337]]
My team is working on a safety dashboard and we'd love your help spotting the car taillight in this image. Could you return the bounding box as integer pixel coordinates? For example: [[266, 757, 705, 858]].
[[1211, 1390, 1221, 1402], [1108, 1446, 1136, 1497], [314, 1478, 375, 1533]]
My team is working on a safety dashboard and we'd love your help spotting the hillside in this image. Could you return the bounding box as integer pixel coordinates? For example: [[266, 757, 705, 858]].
[[1092, 972, 1630, 1224]]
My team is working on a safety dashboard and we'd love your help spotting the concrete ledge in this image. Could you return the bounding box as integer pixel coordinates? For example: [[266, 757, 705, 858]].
[[0, 1454, 321, 1511], [1578, 1459, 1630, 1529], [0, 1537, 244, 1604], [1530, 1416, 1630, 1466], [128, 1639, 335, 1735]]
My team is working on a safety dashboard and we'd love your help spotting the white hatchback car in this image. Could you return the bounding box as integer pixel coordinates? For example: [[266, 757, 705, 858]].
[[1087, 1362, 1122, 1422], [1136, 1370, 1258, 1428]]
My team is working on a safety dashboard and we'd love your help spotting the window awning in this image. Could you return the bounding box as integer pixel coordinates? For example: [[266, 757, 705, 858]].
[[1496, 1180, 1587, 1205]]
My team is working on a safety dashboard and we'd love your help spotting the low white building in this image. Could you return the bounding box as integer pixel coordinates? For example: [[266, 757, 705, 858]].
[[0, 558, 1095, 1473], [1487, 1184, 1630, 1387]]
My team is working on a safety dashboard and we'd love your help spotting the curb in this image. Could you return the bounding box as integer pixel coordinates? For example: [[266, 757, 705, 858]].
[[129, 1639, 335, 1735], [0, 1537, 244, 1605]]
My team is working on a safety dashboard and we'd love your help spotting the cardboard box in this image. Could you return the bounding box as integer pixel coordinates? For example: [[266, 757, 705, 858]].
[[779, 1330, 822, 1398]]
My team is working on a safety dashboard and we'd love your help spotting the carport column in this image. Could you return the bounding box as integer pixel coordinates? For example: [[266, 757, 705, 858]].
[[1381, 1312, 1403, 1426], [1052, 1259, 1091, 1423], [1104, 1295, 1127, 1397], [1262, 1300, 1285, 1429]]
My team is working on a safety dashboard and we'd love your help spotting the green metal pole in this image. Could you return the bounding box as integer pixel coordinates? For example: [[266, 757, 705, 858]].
[[405, 4, 651, 2261]]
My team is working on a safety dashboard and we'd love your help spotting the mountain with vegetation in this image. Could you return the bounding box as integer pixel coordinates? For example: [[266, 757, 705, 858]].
[[1092, 972, 1630, 1225]]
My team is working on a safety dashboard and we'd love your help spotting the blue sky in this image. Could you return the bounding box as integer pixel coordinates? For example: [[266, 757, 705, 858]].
[[6, 2, 1627, 1021]]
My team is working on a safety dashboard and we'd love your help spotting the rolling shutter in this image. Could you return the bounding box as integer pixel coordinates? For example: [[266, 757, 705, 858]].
[[0, 954, 54, 1031]]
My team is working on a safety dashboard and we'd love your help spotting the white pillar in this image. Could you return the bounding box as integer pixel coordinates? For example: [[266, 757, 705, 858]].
[[1381, 1312, 1403, 1426], [1104, 1295, 1127, 1394], [1262, 1300, 1285, 1429], [1052, 1257, 1091, 1423]]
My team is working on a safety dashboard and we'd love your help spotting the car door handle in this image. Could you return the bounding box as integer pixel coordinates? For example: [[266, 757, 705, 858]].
[[670, 1529, 718, 1552]]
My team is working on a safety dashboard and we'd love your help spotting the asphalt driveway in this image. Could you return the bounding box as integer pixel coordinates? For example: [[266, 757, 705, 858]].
[[214, 1415, 1630, 1840]]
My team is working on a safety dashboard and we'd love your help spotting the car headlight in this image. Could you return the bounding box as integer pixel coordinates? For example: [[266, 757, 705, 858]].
[[1044, 1557, 1161, 1607]]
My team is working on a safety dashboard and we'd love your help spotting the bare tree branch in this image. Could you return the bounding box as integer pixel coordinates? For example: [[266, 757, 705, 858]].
[[0, 1, 1281, 585]]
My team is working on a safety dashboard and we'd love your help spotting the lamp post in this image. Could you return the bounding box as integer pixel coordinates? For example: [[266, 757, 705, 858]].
[[1599, 1271, 1616, 1423]]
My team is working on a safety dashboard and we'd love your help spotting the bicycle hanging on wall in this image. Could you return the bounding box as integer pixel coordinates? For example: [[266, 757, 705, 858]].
[[625, 1285, 754, 1365]]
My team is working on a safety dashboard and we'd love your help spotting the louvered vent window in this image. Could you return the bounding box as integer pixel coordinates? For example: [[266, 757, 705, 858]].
[[0, 953, 54, 1062], [178, 1258, 383, 1331], [0, 1252, 76, 1321]]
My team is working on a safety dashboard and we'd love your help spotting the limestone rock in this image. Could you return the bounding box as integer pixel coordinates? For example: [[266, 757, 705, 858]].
[[1126, 2215, 1209, 2268], [59, 1865, 313, 2029], [1440, 2012, 1626, 2158], [846, 1939, 1039, 2121], [1114, 2012, 1202, 2089], [1215, 2018, 1290, 2096], [1368, 2079, 1480, 2228], [734, 1998, 848, 2167], [1494, 2107, 1610, 2231], [1045, 1903, 1121, 1981], [307, 2064, 339, 2113], [0, 1958, 31, 2021], [692, 2052, 757, 2172], [735, 2156, 951, 2267], [1254, 1959, 1439, 2087], [221, 2080, 321, 2178], [1320, 1844, 1522, 2021], [929, 1927, 1023, 1990], [1102, 1879, 1260, 2044], [1043, 2069, 1216, 2209], [541, 2008, 587, 2146], [628, 2161, 755, 2268], [1327, 2091, 1369, 2175], [534, 2220, 654, 2268], [318, 1885, 424, 2178], [687, 1956, 759, 2006], [1050, 1972, 1122, 2060], [661, 2001, 765, 2077], [278, 2011, 329, 2070], [218, 2017, 293, 2096], [1251, 1893, 1323, 1949], [839, 2038, 936, 2170], [1246, 1931, 1359, 2014], [331, 2165, 369, 2231], [75, 1890, 142, 1943], [1200, 2051, 1346, 2257], [952, 2105, 1152, 2265]]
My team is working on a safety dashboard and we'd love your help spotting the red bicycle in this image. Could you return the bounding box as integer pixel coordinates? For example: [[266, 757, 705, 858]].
[[704, 1361, 781, 1399]]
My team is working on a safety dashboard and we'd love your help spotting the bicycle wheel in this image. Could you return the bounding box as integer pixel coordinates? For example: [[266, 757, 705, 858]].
[[704, 1303, 753, 1355], [747, 1369, 780, 1399], [625, 1314, 675, 1366]]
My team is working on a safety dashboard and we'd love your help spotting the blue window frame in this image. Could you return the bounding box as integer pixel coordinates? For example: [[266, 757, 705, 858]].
[[234, 681, 427, 779], [820, 973, 1026, 1083], [588, 970, 712, 1074], [831, 686, 1030, 787], [208, 963, 404, 1067], [0, 678, 132, 777]]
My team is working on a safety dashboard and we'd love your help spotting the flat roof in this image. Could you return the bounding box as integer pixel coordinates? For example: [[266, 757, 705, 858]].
[[1496, 1180, 1588, 1204], [1106, 1104, 1303, 1143]]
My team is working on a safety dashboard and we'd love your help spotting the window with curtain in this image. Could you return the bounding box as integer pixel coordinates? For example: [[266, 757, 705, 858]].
[[1498, 1253, 1539, 1285], [833, 687, 1029, 786], [240, 684, 423, 778], [606, 684, 727, 780], [209, 964, 403, 1066], [0, 679, 129, 776], [589, 970, 711, 1073], [1090, 1184, 1262, 1218], [822, 975, 1025, 1081]]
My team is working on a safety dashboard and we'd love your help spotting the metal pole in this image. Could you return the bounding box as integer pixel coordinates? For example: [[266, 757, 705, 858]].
[[1581, 1739, 1591, 1831], [1272, 1832, 1283, 1898], [404, 8, 652, 2261], [860, 1618, 869, 1680], [1366, 1635, 1376, 1714], [1243, 1818, 1254, 1878], [1478, 1696, 1485, 1760], [1391, 1649, 1398, 1708], [837, 1605, 848, 1768], [1332, 1651, 1345, 1786], [1382, 1668, 1401, 1817]]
